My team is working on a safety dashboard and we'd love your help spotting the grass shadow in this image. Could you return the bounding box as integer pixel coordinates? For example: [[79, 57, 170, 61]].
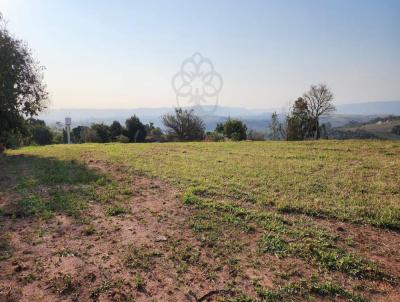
[[0, 154, 108, 220]]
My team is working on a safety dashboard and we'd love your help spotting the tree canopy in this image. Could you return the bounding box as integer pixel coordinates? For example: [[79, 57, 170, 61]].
[[162, 108, 205, 141], [0, 14, 48, 150]]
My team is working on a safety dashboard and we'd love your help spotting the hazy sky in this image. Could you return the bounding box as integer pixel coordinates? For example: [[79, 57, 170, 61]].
[[1, 0, 399, 109]]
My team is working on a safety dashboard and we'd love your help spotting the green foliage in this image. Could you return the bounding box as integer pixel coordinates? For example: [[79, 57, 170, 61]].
[[125, 115, 147, 142], [110, 121, 123, 140], [215, 122, 224, 133], [223, 119, 247, 141], [0, 15, 48, 150], [287, 97, 314, 141], [254, 278, 368, 302], [1, 155, 102, 219], [31, 125, 53, 145], [162, 108, 205, 141], [106, 205, 126, 216], [133, 273, 146, 291], [206, 131, 225, 142], [82, 225, 96, 236], [50, 273, 75, 295], [115, 134, 129, 143], [123, 245, 161, 271], [71, 126, 88, 143], [171, 242, 200, 273], [91, 123, 111, 143]]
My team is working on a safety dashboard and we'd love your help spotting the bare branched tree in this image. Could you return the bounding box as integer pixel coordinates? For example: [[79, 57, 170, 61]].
[[302, 84, 335, 139]]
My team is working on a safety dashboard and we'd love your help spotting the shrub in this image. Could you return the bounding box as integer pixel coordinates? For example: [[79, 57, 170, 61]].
[[162, 108, 205, 141], [126, 116, 147, 142], [206, 131, 225, 142], [32, 126, 53, 145], [223, 119, 247, 141], [110, 121, 123, 140], [115, 134, 129, 143], [91, 123, 110, 143]]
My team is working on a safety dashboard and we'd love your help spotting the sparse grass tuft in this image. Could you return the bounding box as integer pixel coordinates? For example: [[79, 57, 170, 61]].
[[254, 277, 368, 302], [170, 242, 201, 273], [82, 224, 96, 235], [106, 205, 127, 216], [133, 273, 146, 291], [50, 273, 76, 295], [123, 245, 162, 271]]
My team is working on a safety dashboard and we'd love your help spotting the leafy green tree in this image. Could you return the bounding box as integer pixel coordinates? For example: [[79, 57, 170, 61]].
[[110, 121, 123, 140], [125, 115, 146, 142], [91, 123, 110, 143], [215, 123, 224, 133], [25, 118, 53, 145], [31, 125, 53, 145], [72, 126, 88, 143], [0, 14, 48, 151], [287, 98, 313, 140], [162, 108, 205, 141], [223, 119, 247, 141]]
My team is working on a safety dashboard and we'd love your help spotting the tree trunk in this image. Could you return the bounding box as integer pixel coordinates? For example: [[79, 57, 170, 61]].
[[315, 118, 320, 140]]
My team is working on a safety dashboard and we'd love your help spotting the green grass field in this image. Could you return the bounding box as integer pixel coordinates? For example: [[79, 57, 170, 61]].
[[1, 140, 400, 301], [9, 140, 399, 229]]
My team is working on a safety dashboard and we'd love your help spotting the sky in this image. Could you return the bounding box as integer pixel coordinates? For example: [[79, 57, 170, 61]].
[[1, 0, 399, 110]]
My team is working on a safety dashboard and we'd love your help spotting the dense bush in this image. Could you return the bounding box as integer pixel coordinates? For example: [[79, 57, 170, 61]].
[[110, 121, 123, 140], [206, 131, 225, 142], [91, 123, 110, 143], [223, 119, 247, 141], [31, 126, 53, 145], [162, 108, 205, 141], [115, 134, 130, 143], [71, 126, 87, 143], [126, 116, 147, 142]]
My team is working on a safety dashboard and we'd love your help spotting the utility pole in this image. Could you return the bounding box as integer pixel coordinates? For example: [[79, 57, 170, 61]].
[[65, 117, 71, 144]]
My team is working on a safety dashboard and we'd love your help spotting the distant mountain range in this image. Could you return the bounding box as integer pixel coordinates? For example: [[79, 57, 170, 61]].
[[39, 101, 400, 131]]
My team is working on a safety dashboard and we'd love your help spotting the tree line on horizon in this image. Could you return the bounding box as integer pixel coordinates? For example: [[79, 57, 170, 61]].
[[1, 12, 338, 151]]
